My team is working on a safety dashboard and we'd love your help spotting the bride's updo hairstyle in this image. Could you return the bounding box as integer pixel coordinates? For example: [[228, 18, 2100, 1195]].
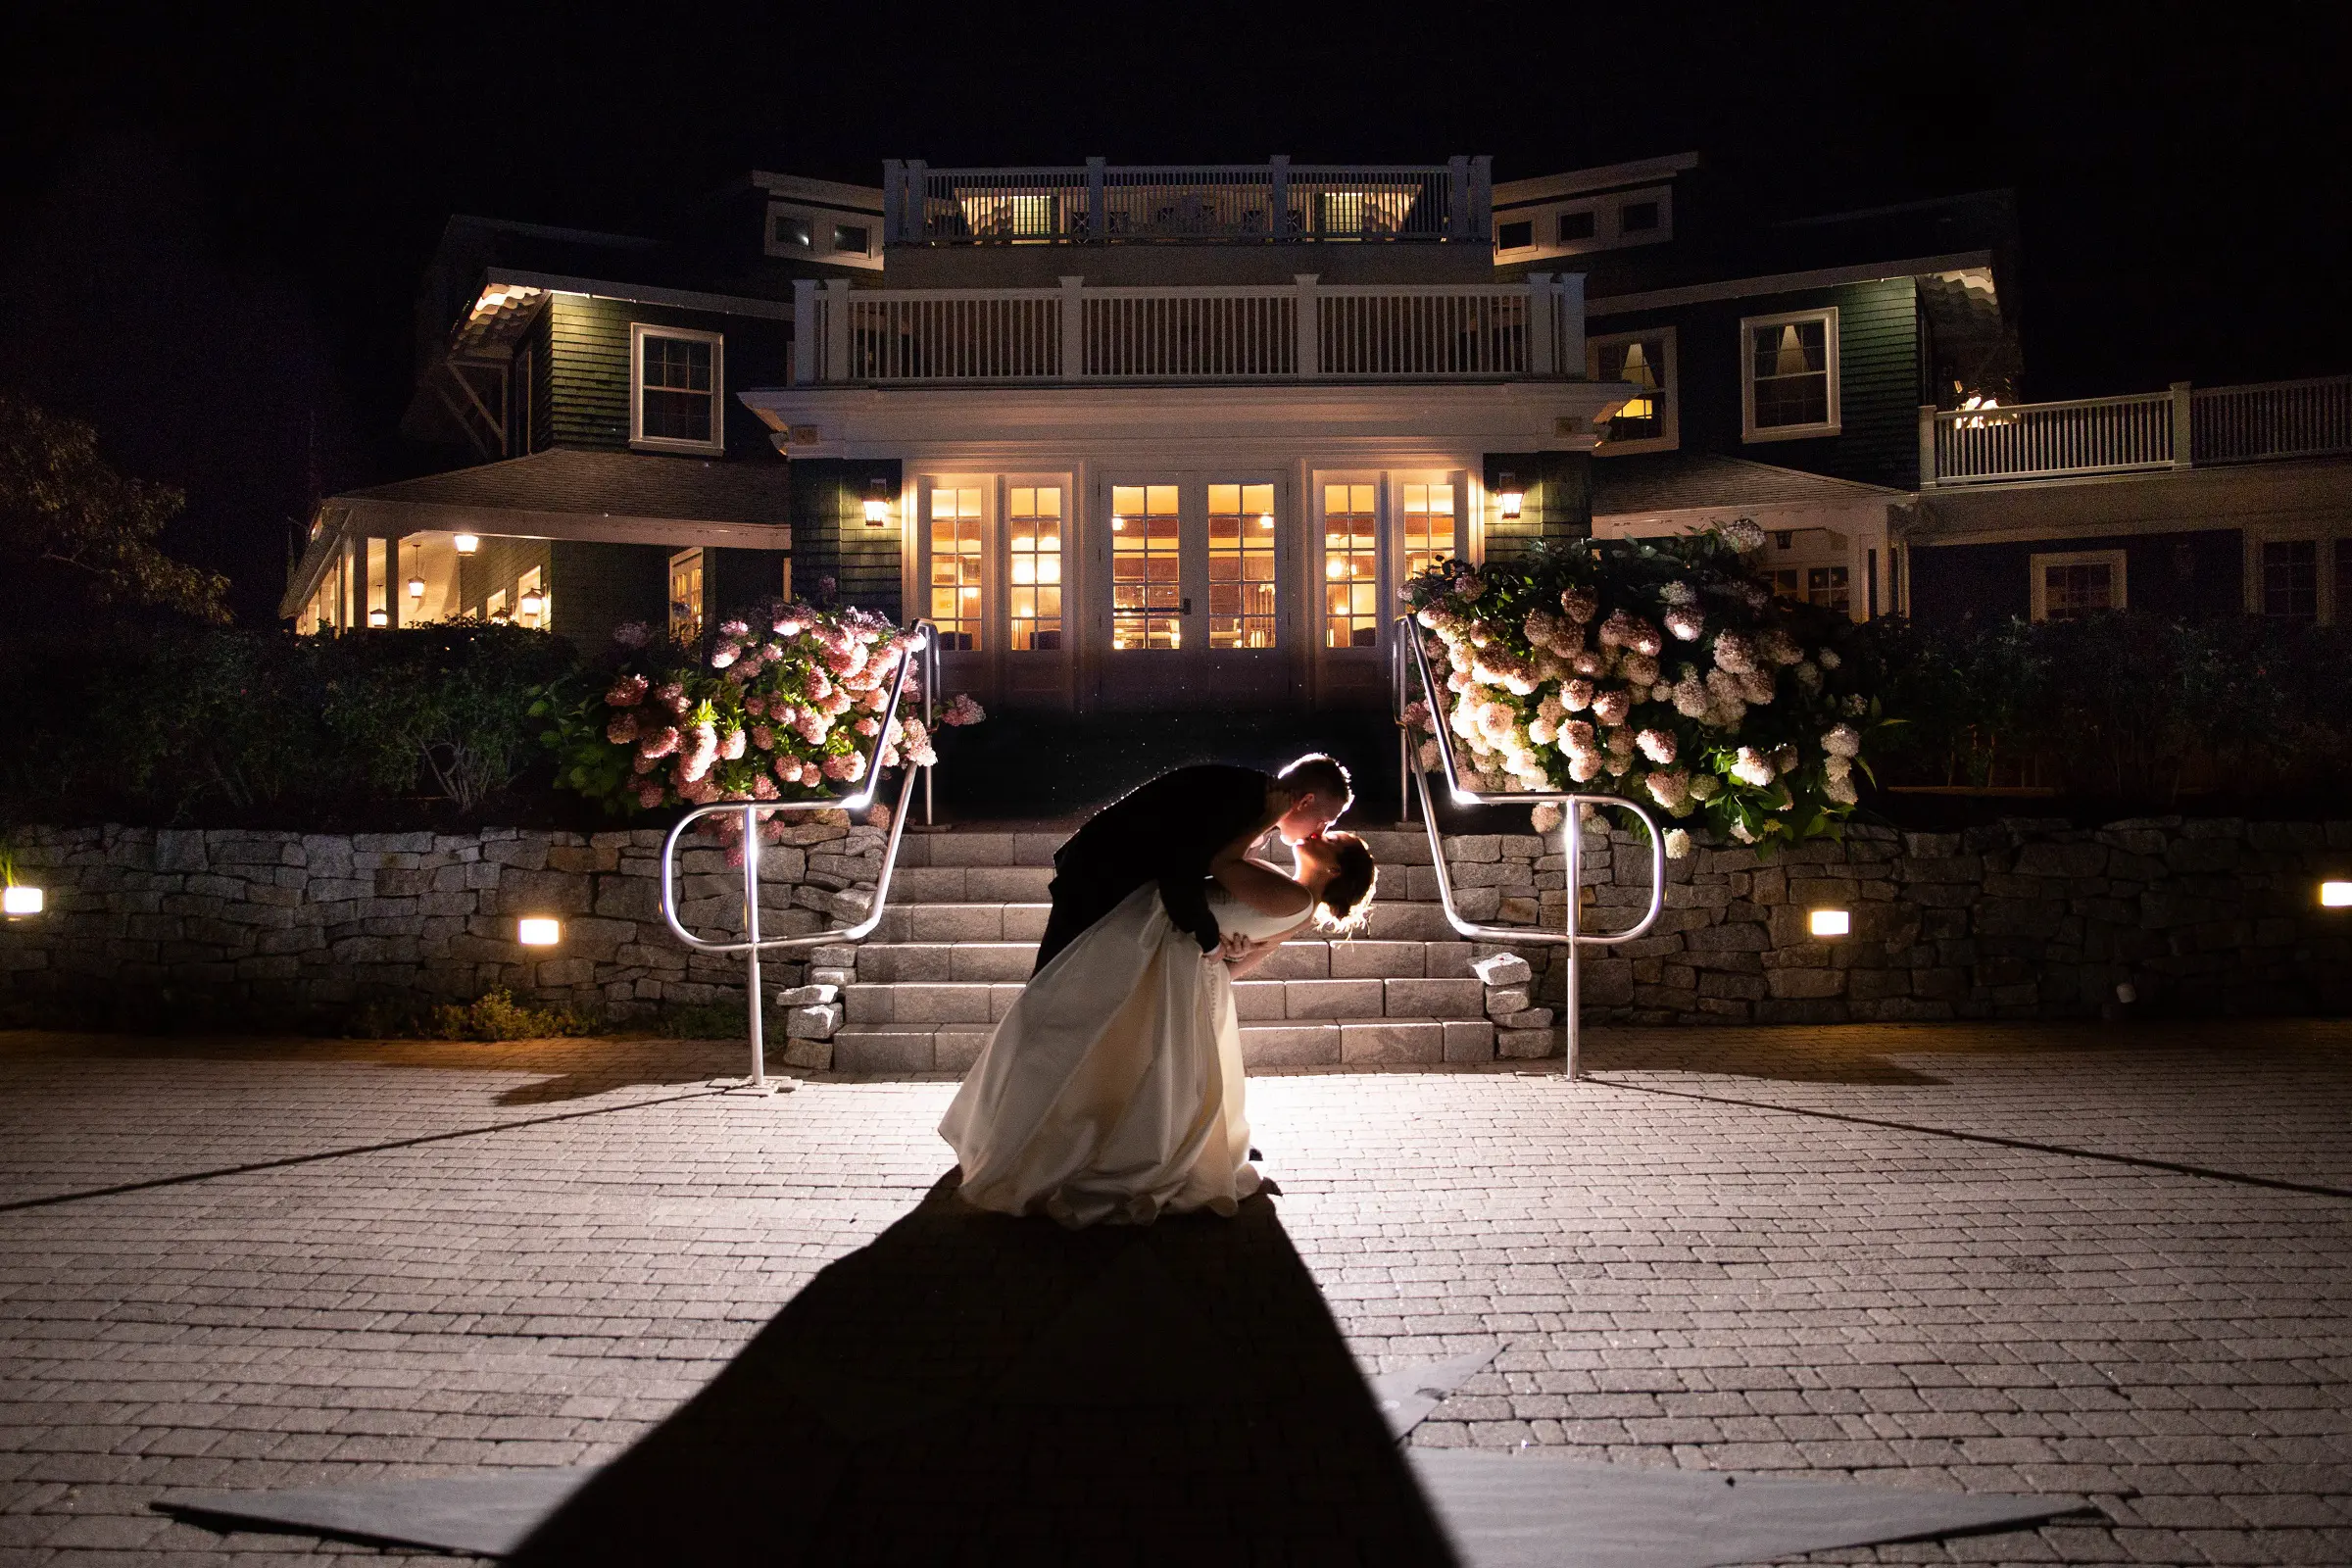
[[1312, 832, 1377, 935]]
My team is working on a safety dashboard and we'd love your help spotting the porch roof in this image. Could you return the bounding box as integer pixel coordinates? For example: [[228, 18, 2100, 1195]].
[[1592, 452, 1904, 524]]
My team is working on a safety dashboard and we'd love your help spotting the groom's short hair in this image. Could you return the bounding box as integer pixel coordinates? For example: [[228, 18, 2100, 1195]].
[[1279, 754, 1353, 815]]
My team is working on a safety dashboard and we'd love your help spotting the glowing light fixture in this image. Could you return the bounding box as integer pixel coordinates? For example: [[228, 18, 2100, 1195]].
[[862, 478, 892, 527], [408, 543, 425, 600], [2323, 881, 2352, 908], [1495, 474, 1525, 520], [518, 590, 544, 618], [2, 886, 43, 916], [517, 916, 562, 947], [367, 608, 388, 628], [453, 533, 479, 555], [1808, 908, 1851, 938]]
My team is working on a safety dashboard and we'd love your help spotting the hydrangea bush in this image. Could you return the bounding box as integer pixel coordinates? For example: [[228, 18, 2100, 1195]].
[[1400, 521, 1883, 856], [538, 605, 982, 829]]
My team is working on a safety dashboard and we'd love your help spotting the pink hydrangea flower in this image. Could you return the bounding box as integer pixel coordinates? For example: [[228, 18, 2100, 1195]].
[[1637, 728, 1679, 764], [606, 712, 640, 745], [636, 782, 665, 808], [606, 673, 650, 708], [639, 725, 681, 760]]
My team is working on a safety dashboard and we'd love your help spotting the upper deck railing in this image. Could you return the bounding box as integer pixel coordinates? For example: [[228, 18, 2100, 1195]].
[[1921, 375, 2352, 486], [789, 272, 1585, 386], [881, 158, 1493, 247]]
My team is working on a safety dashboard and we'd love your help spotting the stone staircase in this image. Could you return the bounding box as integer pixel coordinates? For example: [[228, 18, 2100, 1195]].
[[797, 827, 1562, 1074]]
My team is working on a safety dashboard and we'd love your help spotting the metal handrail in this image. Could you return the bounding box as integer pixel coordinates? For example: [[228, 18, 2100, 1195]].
[[655, 623, 938, 1093], [1394, 613, 1667, 1079]]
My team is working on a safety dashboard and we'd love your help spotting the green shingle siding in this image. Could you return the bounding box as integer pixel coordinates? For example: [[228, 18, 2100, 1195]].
[[1482, 451, 1592, 564], [1593, 277, 1922, 489], [544, 296, 790, 459], [789, 460, 903, 620]]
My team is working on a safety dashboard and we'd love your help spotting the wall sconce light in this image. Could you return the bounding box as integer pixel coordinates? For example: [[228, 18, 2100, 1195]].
[[862, 479, 892, 527], [453, 533, 480, 555], [2, 886, 44, 917], [2322, 881, 2352, 908], [518, 590, 544, 619], [1808, 907, 1850, 938], [1495, 475, 1524, 520], [367, 608, 389, 628], [517, 916, 562, 947]]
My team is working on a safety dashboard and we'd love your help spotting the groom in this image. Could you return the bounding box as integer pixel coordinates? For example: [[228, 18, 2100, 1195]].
[[1031, 754, 1352, 976]]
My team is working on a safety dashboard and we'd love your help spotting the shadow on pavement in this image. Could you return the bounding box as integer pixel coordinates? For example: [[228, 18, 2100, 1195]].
[[1581, 1032, 1947, 1085], [509, 1173, 1460, 1566]]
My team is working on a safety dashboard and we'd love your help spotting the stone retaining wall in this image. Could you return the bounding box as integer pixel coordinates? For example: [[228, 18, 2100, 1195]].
[[0, 821, 885, 1026], [1546, 814, 2352, 1022]]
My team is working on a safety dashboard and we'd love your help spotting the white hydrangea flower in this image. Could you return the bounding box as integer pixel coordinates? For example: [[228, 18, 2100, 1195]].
[[1793, 661, 1823, 691], [1758, 628, 1804, 665], [1818, 647, 1842, 670], [1717, 516, 1767, 551], [1620, 652, 1660, 687], [1712, 632, 1759, 675], [1842, 693, 1868, 717], [1821, 724, 1862, 758], [1664, 606, 1705, 642], [1664, 828, 1693, 859], [1737, 668, 1777, 705], [1531, 803, 1563, 833], [1730, 817, 1759, 844], [1568, 751, 1604, 783], [1730, 747, 1777, 787], [1636, 728, 1679, 764], [1688, 774, 1722, 802], [1659, 580, 1698, 607]]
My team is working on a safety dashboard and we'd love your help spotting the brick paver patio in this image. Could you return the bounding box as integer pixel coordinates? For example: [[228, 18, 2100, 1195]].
[[2, 1020, 2349, 1564]]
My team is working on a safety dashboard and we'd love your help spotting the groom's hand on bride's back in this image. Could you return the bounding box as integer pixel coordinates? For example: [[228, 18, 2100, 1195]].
[[1216, 931, 1252, 963]]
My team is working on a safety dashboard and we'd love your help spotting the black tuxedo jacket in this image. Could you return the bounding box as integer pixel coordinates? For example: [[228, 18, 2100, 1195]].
[[1031, 764, 1274, 975]]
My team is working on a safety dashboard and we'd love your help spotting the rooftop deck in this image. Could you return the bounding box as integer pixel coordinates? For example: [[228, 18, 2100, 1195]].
[[880, 158, 1494, 248], [1922, 375, 2352, 485]]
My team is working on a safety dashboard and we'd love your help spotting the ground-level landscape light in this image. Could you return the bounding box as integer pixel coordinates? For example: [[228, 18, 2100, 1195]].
[[2, 886, 43, 916], [516, 917, 562, 946], [2323, 881, 2352, 908], [1808, 907, 1850, 938]]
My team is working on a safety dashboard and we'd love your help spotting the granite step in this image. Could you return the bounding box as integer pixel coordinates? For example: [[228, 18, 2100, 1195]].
[[850, 935, 1502, 984], [829, 1017, 1530, 1075], [843, 975, 1494, 1027]]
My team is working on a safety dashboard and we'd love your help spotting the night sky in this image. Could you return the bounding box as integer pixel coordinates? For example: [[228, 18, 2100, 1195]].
[[4, 4, 2345, 621]]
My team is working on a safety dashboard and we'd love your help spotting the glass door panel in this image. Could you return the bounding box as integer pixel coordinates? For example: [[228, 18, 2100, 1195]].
[[1401, 481, 1456, 582], [1007, 485, 1063, 650], [1110, 482, 1182, 650], [1207, 481, 1277, 649], [1323, 482, 1379, 648], [928, 485, 985, 649]]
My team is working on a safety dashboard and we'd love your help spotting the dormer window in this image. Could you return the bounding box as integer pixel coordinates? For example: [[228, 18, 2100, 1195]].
[[1558, 210, 1595, 242], [630, 323, 724, 454], [832, 223, 870, 255], [1497, 220, 1534, 252], [1619, 200, 1660, 232], [773, 215, 813, 250]]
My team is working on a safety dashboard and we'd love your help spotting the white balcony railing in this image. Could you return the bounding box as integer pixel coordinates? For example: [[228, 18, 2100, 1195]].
[[790, 273, 1585, 386], [1920, 375, 2352, 486], [881, 158, 1493, 247]]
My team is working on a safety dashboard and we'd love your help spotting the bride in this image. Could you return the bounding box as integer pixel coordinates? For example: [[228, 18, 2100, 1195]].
[[940, 831, 1377, 1228]]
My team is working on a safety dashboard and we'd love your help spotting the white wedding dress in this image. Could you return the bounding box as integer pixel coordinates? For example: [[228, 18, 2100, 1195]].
[[939, 881, 1307, 1228]]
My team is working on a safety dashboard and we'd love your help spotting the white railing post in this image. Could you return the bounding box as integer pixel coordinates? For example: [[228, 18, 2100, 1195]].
[[1918, 405, 1939, 488], [1086, 157, 1105, 242], [824, 279, 852, 382], [881, 159, 903, 246], [1269, 155, 1290, 239], [2171, 380, 2194, 468], [1527, 273, 1554, 376], [1470, 155, 1493, 240], [1295, 273, 1320, 378], [1059, 275, 1086, 379], [792, 279, 818, 384], [1557, 273, 1584, 379], [904, 161, 927, 242], [1446, 156, 1471, 240]]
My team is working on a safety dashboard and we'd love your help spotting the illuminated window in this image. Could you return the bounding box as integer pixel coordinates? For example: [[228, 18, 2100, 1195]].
[[2030, 550, 2126, 622], [1207, 483, 1277, 649], [1401, 483, 1455, 583], [1769, 565, 1851, 614], [1006, 486, 1063, 651], [486, 587, 510, 625], [668, 548, 704, 645], [1111, 483, 1182, 650], [1323, 482, 1379, 649], [1590, 329, 1678, 452], [928, 487, 985, 650], [1741, 309, 1838, 440], [632, 324, 723, 453]]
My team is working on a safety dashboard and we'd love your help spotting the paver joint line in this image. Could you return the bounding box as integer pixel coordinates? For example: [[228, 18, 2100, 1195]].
[[0, 1088, 734, 1216], [1586, 1075, 2352, 1201]]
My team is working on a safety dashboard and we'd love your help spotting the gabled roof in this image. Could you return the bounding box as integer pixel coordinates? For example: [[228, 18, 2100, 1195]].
[[1592, 453, 1905, 519], [341, 448, 790, 525]]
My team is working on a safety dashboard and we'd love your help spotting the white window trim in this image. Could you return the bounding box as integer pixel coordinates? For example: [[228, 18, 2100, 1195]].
[[2029, 549, 2128, 622], [1588, 325, 1680, 456], [2240, 528, 2336, 622], [918, 476, 993, 653], [1002, 473, 1073, 657], [629, 322, 725, 456], [1492, 185, 1674, 262], [1314, 470, 1387, 658], [1740, 306, 1841, 443], [763, 201, 885, 270]]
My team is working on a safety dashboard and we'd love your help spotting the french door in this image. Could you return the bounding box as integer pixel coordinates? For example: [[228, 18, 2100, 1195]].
[[1097, 474, 1290, 709]]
